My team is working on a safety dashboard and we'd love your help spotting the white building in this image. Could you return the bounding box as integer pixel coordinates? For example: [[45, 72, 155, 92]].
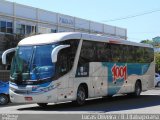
[[0, 0, 127, 37]]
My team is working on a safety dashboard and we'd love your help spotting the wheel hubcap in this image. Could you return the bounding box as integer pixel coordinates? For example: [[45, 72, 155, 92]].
[[78, 91, 85, 100], [0, 96, 6, 104], [77, 89, 85, 104], [136, 83, 141, 96], [137, 87, 140, 95]]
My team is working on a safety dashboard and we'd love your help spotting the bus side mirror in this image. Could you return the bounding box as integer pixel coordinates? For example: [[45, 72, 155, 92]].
[[2, 48, 16, 65], [51, 45, 70, 63]]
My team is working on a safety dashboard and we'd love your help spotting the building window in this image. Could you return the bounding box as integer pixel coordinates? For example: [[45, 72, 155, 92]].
[[21, 24, 25, 34], [26, 25, 31, 34], [6, 22, 13, 33], [0, 21, 6, 32], [7, 22, 12, 28], [32, 26, 36, 33], [16, 24, 36, 35], [51, 29, 57, 33], [16, 24, 21, 34], [0, 21, 13, 34]]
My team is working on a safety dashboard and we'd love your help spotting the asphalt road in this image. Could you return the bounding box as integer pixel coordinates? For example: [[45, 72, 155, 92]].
[[1, 88, 160, 113], [0, 88, 160, 120]]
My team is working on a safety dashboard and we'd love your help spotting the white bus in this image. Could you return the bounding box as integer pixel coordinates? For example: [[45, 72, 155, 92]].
[[2, 32, 154, 107]]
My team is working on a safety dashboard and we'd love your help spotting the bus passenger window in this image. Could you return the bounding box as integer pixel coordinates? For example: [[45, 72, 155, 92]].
[[56, 49, 69, 76]]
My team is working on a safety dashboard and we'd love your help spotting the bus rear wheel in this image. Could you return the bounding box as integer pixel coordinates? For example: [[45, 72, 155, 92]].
[[134, 81, 142, 96], [37, 103, 48, 107], [128, 81, 142, 97], [75, 86, 86, 105]]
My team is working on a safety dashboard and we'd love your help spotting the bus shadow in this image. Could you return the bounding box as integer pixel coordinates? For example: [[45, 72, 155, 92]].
[[18, 95, 160, 112], [0, 103, 28, 107]]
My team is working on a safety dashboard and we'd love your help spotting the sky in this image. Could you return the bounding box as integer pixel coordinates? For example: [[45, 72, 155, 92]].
[[7, 0, 160, 42]]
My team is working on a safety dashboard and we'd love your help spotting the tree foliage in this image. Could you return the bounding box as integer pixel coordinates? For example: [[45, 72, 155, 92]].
[[155, 53, 160, 73], [140, 39, 153, 45]]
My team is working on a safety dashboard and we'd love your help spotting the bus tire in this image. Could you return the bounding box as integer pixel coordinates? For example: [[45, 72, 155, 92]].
[[128, 81, 142, 97], [157, 82, 160, 87], [37, 103, 48, 107], [0, 94, 9, 105], [134, 81, 142, 96], [75, 86, 86, 105]]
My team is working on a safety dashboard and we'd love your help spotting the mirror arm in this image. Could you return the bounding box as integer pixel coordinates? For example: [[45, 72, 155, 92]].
[[2, 48, 16, 65], [51, 45, 70, 63]]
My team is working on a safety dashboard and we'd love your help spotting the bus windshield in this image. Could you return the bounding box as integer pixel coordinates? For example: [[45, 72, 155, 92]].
[[10, 44, 57, 85]]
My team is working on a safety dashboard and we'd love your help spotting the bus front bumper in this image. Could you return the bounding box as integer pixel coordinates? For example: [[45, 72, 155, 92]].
[[9, 89, 58, 103]]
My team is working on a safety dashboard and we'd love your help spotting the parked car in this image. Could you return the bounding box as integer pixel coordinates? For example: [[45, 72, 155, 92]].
[[155, 73, 160, 87], [0, 80, 9, 105]]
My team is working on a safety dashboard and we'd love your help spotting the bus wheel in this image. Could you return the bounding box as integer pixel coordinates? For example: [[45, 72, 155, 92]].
[[134, 81, 142, 96], [157, 82, 160, 87], [128, 81, 141, 97], [76, 86, 86, 105], [0, 94, 9, 105], [37, 103, 48, 107]]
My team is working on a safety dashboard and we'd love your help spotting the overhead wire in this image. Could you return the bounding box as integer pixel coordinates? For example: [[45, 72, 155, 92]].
[[102, 8, 160, 42], [103, 9, 160, 22]]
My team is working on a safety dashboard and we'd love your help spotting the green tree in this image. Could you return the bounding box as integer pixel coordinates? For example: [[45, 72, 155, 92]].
[[155, 53, 160, 73], [140, 39, 153, 45]]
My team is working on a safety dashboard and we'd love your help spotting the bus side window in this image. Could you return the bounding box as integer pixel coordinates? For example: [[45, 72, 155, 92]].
[[76, 40, 94, 77], [96, 42, 109, 62], [55, 39, 80, 78], [56, 48, 69, 76]]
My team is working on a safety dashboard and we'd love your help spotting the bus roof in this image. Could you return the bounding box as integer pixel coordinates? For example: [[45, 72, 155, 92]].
[[18, 32, 153, 48]]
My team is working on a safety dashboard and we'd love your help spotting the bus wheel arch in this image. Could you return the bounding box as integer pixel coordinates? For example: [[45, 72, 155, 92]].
[[74, 83, 88, 105]]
